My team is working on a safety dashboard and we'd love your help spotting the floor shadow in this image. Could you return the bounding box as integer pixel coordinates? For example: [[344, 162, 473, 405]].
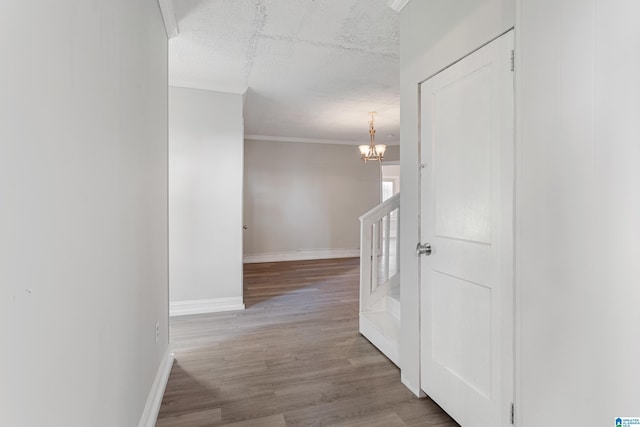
[[157, 360, 221, 421], [160, 258, 458, 426]]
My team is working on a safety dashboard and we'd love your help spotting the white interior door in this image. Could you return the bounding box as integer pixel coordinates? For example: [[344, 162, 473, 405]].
[[419, 31, 514, 427]]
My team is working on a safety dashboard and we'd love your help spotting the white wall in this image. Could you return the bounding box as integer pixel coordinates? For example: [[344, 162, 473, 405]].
[[169, 87, 244, 310], [243, 139, 381, 262], [516, 0, 640, 424], [401, 0, 640, 423], [399, 0, 514, 396], [0, 1, 169, 426]]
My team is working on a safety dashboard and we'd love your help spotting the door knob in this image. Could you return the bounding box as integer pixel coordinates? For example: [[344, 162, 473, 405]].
[[416, 242, 432, 256]]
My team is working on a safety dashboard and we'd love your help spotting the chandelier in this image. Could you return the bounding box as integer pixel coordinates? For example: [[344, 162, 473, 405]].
[[358, 112, 386, 162]]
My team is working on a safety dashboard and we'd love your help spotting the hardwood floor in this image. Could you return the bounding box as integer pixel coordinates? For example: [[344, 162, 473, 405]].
[[157, 258, 458, 427]]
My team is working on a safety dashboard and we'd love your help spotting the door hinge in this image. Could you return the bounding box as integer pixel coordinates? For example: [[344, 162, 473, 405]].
[[510, 50, 515, 72], [510, 402, 515, 424]]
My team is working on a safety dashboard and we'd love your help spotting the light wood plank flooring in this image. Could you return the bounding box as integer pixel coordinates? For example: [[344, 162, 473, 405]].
[[157, 258, 458, 427]]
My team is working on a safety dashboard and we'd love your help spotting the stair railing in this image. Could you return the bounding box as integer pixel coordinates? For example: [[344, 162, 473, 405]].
[[359, 193, 400, 315]]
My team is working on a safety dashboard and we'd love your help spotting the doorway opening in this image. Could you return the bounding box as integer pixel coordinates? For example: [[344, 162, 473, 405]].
[[381, 163, 400, 202]]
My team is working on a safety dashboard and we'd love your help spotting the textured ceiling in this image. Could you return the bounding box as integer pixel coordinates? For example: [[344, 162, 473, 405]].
[[169, 0, 400, 144]]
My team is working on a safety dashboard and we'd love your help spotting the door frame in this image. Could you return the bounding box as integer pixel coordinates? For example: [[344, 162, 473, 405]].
[[416, 28, 516, 426]]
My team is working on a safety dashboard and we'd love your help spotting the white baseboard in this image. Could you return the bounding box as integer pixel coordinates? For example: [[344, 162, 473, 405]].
[[138, 350, 174, 427], [359, 312, 400, 367], [401, 375, 426, 398], [170, 297, 245, 317], [243, 249, 360, 264]]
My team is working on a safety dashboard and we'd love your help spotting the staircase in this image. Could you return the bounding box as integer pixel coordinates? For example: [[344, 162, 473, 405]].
[[359, 192, 400, 366]]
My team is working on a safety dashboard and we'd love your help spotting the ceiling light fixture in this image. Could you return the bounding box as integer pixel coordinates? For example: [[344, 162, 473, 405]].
[[359, 112, 386, 162]]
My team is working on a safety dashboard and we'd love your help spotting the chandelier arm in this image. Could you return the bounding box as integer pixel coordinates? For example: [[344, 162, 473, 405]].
[[359, 111, 386, 162]]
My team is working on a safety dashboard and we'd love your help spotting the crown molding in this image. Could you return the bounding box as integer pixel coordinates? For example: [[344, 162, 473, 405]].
[[245, 134, 400, 146], [157, 0, 179, 39], [387, 0, 410, 13], [245, 134, 362, 146]]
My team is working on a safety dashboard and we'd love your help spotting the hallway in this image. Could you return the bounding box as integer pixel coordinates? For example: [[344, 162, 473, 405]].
[[157, 258, 457, 426]]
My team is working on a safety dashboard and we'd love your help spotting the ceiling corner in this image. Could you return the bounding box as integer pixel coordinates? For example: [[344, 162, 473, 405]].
[[387, 0, 410, 13], [158, 0, 179, 39]]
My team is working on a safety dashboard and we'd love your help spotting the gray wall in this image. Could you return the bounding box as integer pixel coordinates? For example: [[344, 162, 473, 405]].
[[169, 87, 244, 304], [243, 139, 382, 260], [383, 145, 400, 162], [0, 1, 169, 425]]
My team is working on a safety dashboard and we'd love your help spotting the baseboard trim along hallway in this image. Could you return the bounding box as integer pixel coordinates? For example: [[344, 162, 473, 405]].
[[170, 297, 245, 317], [243, 248, 360, 263], [138, 350, 174, 427]]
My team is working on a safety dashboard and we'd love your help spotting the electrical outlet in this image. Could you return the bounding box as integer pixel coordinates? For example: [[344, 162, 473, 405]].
[[155, 321, 160, 343]]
